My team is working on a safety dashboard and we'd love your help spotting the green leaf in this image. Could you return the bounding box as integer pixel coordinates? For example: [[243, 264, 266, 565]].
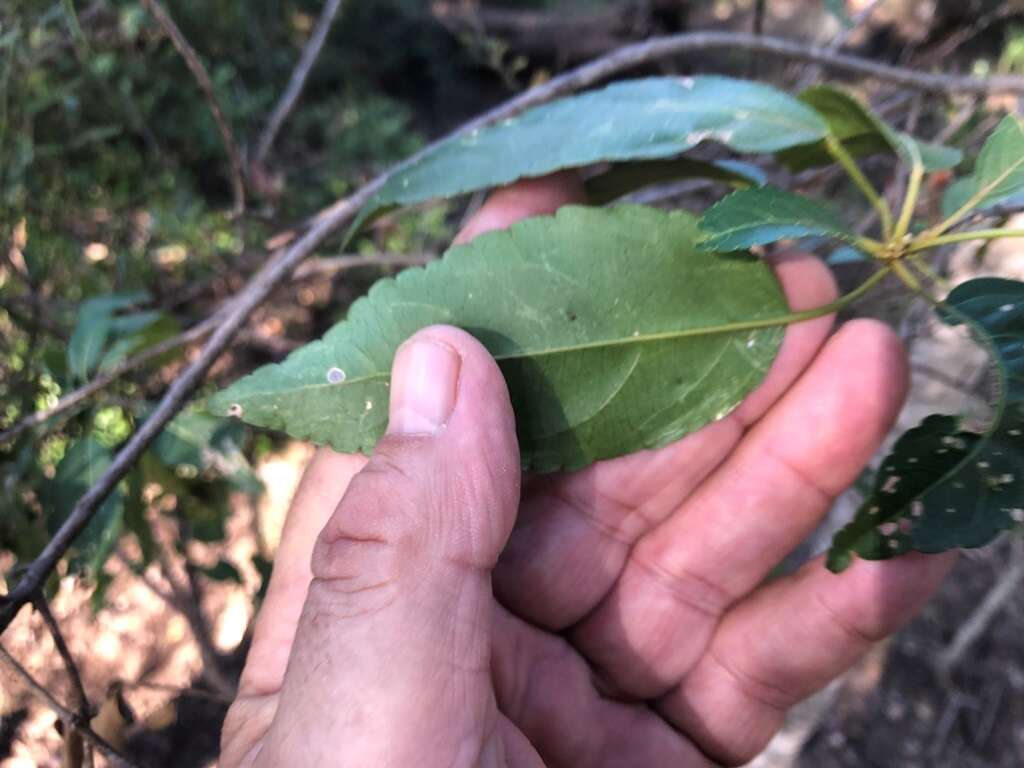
[[941, 115, 1024, 219], [358, 76, 829, 229], [778, 86, 961, 172], [67, 292, 148, 382], [823, 0, 854, 27], [43, 437, 124, 575], [585, 157, 764, 205], [828, 277, 1024, 571], [151, 410, 262, 494], [698, 186, 857, 252], [123, 467, 156, 564], [199, 559, 242, 583], [211, 205, 788, 472], [98, 314, 180, 373]]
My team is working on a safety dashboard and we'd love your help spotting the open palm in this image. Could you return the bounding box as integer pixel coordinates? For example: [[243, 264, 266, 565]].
[[220, 175, 953, 767]]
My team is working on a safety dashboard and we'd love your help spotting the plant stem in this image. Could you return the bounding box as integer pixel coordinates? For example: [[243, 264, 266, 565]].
[[826, 135, 894, 238], [891, 259, 932, 299], [894, 149, 924, 241], [907, 254, 951, 291], [908, 228, 1024, 252]]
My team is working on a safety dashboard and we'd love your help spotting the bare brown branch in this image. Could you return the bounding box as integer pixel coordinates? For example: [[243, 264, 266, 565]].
[[254, 0, 347, 167], [5, 31, 1024, 636], [140, 0, 245, 215], [0, 643, 141, 768], [34, 595, 94, 768]]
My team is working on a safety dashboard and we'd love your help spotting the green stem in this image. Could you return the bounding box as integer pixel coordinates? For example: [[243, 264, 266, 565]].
[[826, 135, 894, 239], [894, 158, 924, 242], [908, 228, 1024, 252], [521, 265, 895, 356], [891, 259, 936, 303], [907, 254, 950, 291]]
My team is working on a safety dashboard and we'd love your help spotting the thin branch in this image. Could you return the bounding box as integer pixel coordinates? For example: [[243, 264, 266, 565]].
[[937, 548, 1024, 679], [121, 680, 232, 704], [292, 252, 435, 278], [0, 644, 141, 768], [797, 0, 883, 89], [753, 0, 767, 36], [139, 0, 245, 215], [34, 594, 94, 768], [33, 596, 91, 718], [4, 31, 1024, 635], [254, 0, 346, 166]]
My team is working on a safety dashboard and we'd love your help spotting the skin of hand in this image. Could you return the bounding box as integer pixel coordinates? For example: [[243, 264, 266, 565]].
[[219, 173, 955, 768]]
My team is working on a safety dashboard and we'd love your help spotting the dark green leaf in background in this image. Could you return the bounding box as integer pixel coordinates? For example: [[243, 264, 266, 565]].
[[151, 410, 262, 494], [585, 157, 764, 205], [43, 437, 124, 576], [828, 278, 1024, 571], [211, 205, 788, 471], [66, 292, 148, 383], [698, 186, 858, 252], [354, 76, 830, 232]]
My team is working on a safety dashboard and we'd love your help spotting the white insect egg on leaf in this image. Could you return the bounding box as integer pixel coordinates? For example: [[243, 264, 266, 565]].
[[327, 367, 347, 384], [227, 403, 243, 418]]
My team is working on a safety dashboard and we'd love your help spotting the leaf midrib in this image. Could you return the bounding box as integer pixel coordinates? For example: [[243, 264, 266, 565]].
[[238, 316, 779, 401]]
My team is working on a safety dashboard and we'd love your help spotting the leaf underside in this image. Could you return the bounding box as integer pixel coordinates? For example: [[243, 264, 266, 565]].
[[211, 206, 788, 472], [354, 76, 829, 232], [697, 186, 856, 252], [828, 278, 1024, 572]]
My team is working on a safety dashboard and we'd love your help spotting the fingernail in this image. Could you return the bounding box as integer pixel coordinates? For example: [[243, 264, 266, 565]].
[[387, 338, 461, 435]]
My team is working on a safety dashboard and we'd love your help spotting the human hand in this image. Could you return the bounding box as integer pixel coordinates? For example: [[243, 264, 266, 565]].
[[220, 174, 954, 767]]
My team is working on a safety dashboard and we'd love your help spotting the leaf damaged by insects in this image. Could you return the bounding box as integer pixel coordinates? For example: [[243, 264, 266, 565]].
[[828, 278, 1024, 571]]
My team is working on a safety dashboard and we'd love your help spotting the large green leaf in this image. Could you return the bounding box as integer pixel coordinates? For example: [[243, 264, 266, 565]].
[[211, 205, 788, 472], [42, 437, 124, 575], [828, 277, 1024, 571], [941, 115, 1024, 219], [698, 186, 857, 252], [357, 76, 829, 228], [778, 86, 961, 172]]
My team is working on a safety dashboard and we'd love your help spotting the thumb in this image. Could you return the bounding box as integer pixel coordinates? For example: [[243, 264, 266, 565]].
[[257, 325, 521, 767]]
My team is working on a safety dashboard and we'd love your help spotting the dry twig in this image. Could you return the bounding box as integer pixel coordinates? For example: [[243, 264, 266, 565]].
[[34, 595, 94, 768], [0, 643, 140, 768], [140, 0, 246, 215], [5, 31, 1024, 635], [254, 0, 347, 167]]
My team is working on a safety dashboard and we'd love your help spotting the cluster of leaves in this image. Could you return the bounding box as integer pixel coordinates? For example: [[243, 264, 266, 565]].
[[213, 74, 1024, 571]]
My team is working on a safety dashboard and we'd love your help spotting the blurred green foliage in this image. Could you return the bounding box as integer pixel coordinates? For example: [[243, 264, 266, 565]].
[[0, 0, 487, 604]]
